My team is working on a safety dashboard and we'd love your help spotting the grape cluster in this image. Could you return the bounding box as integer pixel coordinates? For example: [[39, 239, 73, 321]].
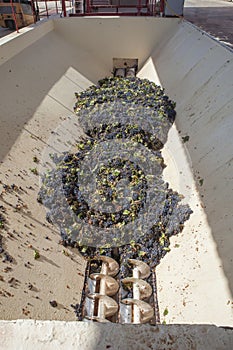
[[39, 77, 192, 271], [119, 191, 192, 276], [75, 77, 176, 123], [61, 152, 147, 229]]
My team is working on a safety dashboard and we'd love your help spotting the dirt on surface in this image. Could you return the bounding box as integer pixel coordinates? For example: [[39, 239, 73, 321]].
[[0, 111, 86, 321]]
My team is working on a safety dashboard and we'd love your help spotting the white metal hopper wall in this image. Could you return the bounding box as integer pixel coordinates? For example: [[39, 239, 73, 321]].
[[139, 22, 233, 324], [0, 17, 232, 326]]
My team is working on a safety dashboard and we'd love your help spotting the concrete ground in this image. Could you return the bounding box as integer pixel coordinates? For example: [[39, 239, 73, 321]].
[[184, 0, 233, 47], [0, 27, 13, 38]]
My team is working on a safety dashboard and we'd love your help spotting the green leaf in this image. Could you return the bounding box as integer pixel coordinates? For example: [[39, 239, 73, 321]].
[[182, 135, 189, 143], [113, 169, 121, 176], [30, 168, 38, 175], [130, 240, 136, 247], [99, 247, 105, 254], [163, 247, 170, 252], [123, 209, 130, 215], [138, 251, 147, 257], [81, 246, 88, 253], [163, 307, 169, 316], [62, 249, 70, 256], [199, 178, 204, 186], [34, 250, 40, 259], [77, 142, 84, 150], [159, 233, 166, 246]]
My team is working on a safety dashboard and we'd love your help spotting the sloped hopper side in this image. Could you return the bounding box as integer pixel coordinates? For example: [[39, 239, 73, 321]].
[[0, 17, 232, 326]]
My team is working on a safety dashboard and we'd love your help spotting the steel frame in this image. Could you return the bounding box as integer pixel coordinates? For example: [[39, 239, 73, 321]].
[[69, 0, 165, 17]]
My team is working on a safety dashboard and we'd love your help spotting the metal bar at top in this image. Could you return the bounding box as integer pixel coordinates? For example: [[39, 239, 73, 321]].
[[68, 0, 162, 16], [153, 0, 156, 15], [86, 0, 91, 13], [138, 0, 141, 15], [10, 0, 19, 32], [160, 0, 164, 16], [61, 0, 67, 16], [45, 0, 49, 17], [145, 0, 149, 14], [81, 4, 149, 8], [31, 0, 36, 23], [70, 12, 155, 16]]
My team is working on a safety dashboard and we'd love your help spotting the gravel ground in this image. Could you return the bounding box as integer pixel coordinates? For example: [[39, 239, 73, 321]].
[[184, 0, 233, 47]]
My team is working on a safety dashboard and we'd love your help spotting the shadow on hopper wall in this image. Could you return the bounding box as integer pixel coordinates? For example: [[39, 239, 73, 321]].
[[0, 30, 105, 162]]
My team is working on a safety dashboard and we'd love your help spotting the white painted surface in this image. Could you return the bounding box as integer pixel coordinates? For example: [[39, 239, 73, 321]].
[[0, 17, 232, 326], [0, 19, 54, 65], [0, 320, 233, 350], [139, 20, 233, 326]]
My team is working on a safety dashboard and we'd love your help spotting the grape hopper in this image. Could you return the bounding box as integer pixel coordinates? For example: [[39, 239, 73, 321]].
[[0, 16, 232, 334]]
